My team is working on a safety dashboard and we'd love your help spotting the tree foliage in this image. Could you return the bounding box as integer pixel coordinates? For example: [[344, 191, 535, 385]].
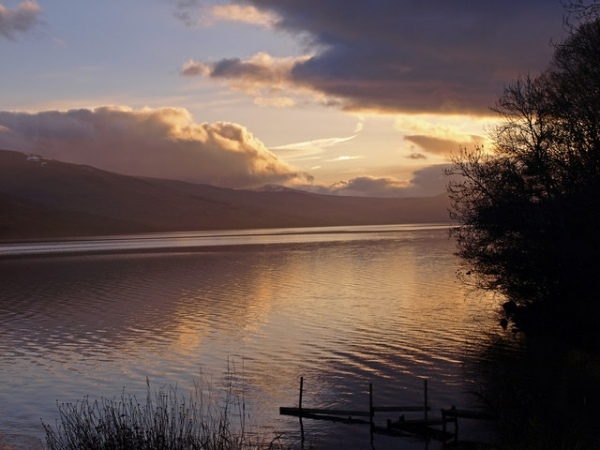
[[448, 16, 600, 340]]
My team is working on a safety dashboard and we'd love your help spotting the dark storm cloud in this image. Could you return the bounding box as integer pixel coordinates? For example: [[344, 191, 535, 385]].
[[183, 0, 566, 114], [0, 0, 42, 40]]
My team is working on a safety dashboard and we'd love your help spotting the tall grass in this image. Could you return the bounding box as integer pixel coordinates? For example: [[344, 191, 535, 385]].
[[42, 378, 284, 450]]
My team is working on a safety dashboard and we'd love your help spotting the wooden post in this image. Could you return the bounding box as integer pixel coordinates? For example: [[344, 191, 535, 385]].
[[442, 408, 447, 434], [452, 405, 458, 444], [369, 383, 374, 446], [423, 378, 428, 421], [369, 383, 374, 429], [299, 377, 305, 447], [299, 376, 304, 412]]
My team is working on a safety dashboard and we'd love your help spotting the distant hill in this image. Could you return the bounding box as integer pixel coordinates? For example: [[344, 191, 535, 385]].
[[0, 149, 452, 240]]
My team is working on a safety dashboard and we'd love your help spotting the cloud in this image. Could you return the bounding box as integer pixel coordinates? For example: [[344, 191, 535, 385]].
[[272, 134, 356, 156], [326, 155, 362, 162], [207, 4, 278, 28], [0, 0, 42, 40], [406, 164, 452, 197], [181, 0, 565, 114], [0, 106, 311, 189], [299, 164, 451, 198], [293, 164, 448, 197], [172, 1, 277, 28], [404, 135, 479, 157], [182, 53, 316, 107], [396, 115, 487, 156], [328, 176, 411, 197], [407, 152, 427, 160], [171, 0, 202, 27]]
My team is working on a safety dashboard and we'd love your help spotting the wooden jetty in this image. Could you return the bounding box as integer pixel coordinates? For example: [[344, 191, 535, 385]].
[[279, 377, 495, 444]]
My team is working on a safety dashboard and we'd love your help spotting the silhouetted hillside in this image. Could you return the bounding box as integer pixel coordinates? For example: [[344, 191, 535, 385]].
[[0, 149, 452, 240]]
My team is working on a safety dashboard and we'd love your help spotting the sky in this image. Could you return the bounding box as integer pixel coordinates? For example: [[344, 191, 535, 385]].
[[0, 0, 567, 197]]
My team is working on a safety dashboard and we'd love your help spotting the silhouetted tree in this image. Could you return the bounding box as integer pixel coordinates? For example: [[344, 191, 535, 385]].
[[562, 0, 600, 27], [448, 17, 600, 342]]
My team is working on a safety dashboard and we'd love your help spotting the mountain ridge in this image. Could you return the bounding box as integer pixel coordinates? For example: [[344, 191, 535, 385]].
[[0, 149, 452, 240]]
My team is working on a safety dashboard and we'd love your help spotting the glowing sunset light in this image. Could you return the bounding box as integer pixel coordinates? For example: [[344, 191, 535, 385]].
[[329, 155, 362, 162], [0, 0, 566, 198]]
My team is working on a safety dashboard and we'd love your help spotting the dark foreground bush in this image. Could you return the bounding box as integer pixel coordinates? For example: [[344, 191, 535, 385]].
[[475, 333, 600, 450], [42, 380, 281, 450]]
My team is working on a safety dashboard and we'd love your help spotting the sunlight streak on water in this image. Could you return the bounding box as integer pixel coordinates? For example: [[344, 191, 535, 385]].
[[0, 224, 452, 256], [0, 225, 496, 449]]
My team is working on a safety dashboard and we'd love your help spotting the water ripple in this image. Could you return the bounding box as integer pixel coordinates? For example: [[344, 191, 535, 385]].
[[0, 227, 497, 449]]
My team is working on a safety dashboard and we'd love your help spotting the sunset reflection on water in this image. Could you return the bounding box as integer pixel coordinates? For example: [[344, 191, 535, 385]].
[[0, 225, 496, 449]]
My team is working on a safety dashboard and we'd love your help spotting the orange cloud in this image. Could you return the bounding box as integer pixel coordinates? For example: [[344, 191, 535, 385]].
[[172, 1, 278, 28], [207, 5, 277, 28], [395, 115, 489, 157], [404, 135, 483, 157], [182, 52, 318, 107], [0, 106, 311, 189]]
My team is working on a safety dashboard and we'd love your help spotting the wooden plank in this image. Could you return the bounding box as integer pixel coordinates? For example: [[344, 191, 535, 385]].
[[281, 405, 430, 416], [389, 418, 448, 426], [372, 405, 430, 413], [280, 407, 372, 417], [295, 412, 371, 425]]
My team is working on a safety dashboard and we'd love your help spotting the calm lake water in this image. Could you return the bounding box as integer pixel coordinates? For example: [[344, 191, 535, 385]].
[[0, 224, 498, 449]]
